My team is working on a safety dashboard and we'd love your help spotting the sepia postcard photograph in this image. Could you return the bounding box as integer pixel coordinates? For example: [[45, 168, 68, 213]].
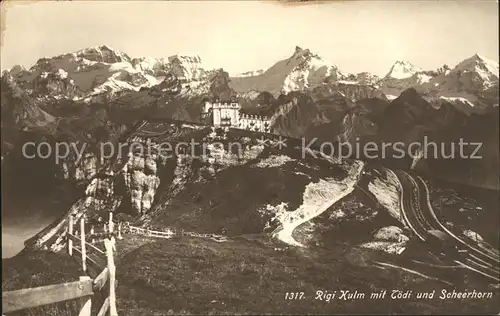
[[1, 0, 499, 315]]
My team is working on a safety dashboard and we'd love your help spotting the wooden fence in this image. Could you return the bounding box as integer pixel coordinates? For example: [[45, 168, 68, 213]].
[[126, 224, 227, 242], [126, 225, 173, 238], [2, 212, 122, 316]]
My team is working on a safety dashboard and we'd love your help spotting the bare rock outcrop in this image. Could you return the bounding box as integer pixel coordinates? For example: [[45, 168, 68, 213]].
[[359, 226, 408, 255], [121, 153, 161, 215], [374, 226, 409, 243]]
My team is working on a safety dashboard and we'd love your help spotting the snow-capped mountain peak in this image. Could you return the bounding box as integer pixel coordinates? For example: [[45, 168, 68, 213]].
[[457, 53, 499, 73], [291, 46, 314, 60], [229, 46, 344, 95], [281, 46, 344, 93], [385, 60, 422, 79], [451, 53, 499, 88], [75, 45, 131, 64], [412, 53, 500, 115]]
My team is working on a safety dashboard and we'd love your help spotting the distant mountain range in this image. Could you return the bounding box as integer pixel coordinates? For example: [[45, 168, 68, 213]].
[[231, 46, 498, 115], [2, 45, 498, 113], [2, 45, 210, 103]]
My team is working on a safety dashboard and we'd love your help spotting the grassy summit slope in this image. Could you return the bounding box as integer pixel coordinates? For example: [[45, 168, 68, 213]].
[[116, 235, 499, 315]]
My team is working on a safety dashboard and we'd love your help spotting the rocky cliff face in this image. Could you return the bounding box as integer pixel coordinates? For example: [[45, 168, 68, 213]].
[[121, 153, 161, 215], [209, 69, 236, 101], [268, 83, 388, 140]]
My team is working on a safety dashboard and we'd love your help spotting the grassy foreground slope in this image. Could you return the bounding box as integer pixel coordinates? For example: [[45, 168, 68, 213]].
[[115, 235, 499, 315]]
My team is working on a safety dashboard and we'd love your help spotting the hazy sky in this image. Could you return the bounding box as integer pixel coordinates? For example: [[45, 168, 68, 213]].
[[1, 1, 498, 76]]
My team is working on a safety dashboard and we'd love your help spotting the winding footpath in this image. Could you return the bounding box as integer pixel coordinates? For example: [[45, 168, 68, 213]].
[[275, 161, 365, 247]]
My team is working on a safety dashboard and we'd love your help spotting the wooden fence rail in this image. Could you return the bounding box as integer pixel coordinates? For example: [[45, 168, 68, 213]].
[[2, 278, 94, 313], [93, 268, 109, 292], [126, 224, 227, 242], [68, 234, 106, 257], [2, 211, 120, 316], [127, 225, 174, 239]]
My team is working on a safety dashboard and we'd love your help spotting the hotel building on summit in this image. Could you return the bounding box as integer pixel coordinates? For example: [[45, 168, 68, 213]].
[[201, 99, 272, 133]]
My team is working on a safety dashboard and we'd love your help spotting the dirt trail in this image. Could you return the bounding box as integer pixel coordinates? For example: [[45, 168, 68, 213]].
[[276, 161, 364, 246]]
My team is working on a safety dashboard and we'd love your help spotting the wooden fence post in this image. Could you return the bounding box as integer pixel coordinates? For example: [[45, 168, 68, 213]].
[[104, 237, 118, 316], [90, 226, 95, 244], [78, 276, 92, 316], [68, 215, 74, 256], [109, 211, 114, 234], [117, 222, 123, 240], [80, 217, 87, 273]]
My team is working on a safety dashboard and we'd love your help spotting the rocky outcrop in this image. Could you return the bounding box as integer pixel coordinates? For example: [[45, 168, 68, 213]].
[[373, 226, 409, 243], [209, 69, 236, 101], [359, 240, 407, 255], [121, 153, 161, 215], [74, 153, 98, 180], [463, 229, 484, 242], [85, 170, 114, 198], [359, 226, 408, 255], [32, 70, 83, 99]]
